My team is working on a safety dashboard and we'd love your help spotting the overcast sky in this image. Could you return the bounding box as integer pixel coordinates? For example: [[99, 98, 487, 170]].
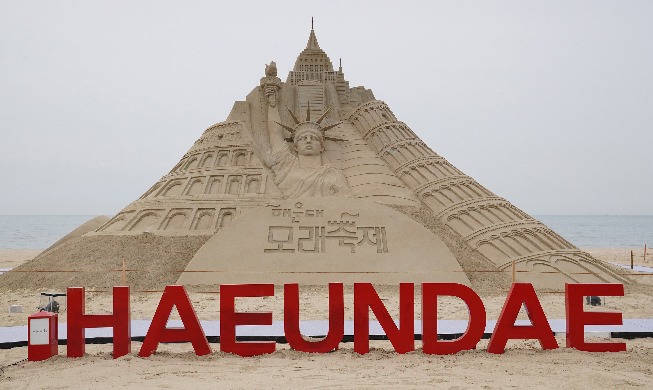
[[1, 1, 651, 216]]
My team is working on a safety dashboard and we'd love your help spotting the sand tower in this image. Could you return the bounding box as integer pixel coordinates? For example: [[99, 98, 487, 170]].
[[3, 26, 628, 290]]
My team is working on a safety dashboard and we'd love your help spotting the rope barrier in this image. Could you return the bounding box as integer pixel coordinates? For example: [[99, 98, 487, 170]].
[[85, 290, 223, 294], [0, 358, 27, 376], [69, 289, 571, 295], [5, 269, 650, 276], [18, 290, 576, 296]]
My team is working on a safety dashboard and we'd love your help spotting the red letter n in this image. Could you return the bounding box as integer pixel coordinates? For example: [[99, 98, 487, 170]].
[[67, 286, 131, 358], [354, 283, 414, 354]]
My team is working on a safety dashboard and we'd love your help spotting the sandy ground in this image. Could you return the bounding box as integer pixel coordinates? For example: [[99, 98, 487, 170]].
[[1, 247, 653, 388], [1, 337, 653, 390], [585, 247, 651, 267]]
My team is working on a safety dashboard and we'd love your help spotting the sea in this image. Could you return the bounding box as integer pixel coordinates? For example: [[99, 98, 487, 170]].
[[0, 215, 98, 250], [0, 215, 651, 250]]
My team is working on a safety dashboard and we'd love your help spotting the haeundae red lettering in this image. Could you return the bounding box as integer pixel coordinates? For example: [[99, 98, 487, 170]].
[[50, 282, 626, 359]]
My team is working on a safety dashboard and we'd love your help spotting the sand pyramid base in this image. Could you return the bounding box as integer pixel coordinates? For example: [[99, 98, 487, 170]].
[[0, 234, 210, 291]]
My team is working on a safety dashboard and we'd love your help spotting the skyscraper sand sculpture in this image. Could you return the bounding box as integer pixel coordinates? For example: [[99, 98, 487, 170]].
[[3, 26, 628, 290]]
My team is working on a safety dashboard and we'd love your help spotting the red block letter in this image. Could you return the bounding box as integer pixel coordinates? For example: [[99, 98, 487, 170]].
[[284, 283, 344, 353], [422, 283, 486, 354], [354, 283, 414, 354], [220, 284, 275, 357], [487, 283, 558, 354], [565, 283, 626, 352], [67, 286, 131, 358], [139, 285, 210, 357]]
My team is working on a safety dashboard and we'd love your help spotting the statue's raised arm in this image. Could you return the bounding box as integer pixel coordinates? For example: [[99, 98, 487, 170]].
[[266, 91, 287, 153], [259, 63, 352, 199], [260, 61, 285, 153]]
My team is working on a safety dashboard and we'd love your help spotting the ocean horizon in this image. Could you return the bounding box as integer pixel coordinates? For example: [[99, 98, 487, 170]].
[[0, 214, 651, 250]]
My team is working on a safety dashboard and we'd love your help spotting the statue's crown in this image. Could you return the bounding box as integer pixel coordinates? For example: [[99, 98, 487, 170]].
[[274, 102, 340, 142]]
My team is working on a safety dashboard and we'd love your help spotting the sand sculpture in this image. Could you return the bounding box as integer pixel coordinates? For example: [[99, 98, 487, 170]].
[[4, 25, 628, 290]]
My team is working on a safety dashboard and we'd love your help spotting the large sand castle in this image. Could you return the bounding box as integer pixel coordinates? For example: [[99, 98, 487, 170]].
[[2, 27, 628, 290]]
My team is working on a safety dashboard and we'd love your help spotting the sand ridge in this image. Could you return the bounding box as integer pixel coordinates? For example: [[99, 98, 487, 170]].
[[0, 234, 211, 291]]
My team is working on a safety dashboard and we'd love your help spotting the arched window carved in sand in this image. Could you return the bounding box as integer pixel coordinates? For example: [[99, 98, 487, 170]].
[[386, 126, 398, 140], [226, 176, 242, 195], [101, 213, 132, 232], [400, 169, 420, 188], [129, 211, 160, 232], [370, 133, 383, 150], [246, 176, 261, 194], [162, 181, 183, 197], [162, 211, 188, 230], [218, 209, 235, 228], [477, 240, 512, 262], [378, 131, 392, 145], [422, 191, 447, 211], [185, 178, 205, 195], [233, 151, 247, 166], [208, 176, 223, 194], [192, 210, 215, 230], [217, 152, 230, 166], [383, 150, 400, 167], [201, 153, 215, 168], [185, 157, 199, 170]]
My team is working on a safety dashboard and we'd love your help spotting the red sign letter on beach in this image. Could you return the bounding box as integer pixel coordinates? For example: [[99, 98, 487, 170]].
[[354, 283, 414, 354], [487, 283, 558, 354], [220, 284, 275, 357], [565, 283, 626, 352], [139, 285, 210, 357], [284, 283, 344, 353], [422, 283, 486, 355], [67, 286, 131, 358]]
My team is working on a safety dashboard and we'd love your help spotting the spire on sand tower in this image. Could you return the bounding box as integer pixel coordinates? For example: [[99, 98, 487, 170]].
[[306, 20, 321, 50]]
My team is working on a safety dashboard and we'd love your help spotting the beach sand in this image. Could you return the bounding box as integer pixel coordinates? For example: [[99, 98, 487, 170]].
[[586, 247, 651, 267], [1, 338, 653, 389], [1, 247, 652, 388]]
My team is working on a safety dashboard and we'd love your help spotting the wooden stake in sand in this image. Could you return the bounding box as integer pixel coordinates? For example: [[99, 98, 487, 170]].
[[512, 260, 516, 283], [121, 259, 126, 286], [631, 251, 634, 270], [644, 244, 648, 262]]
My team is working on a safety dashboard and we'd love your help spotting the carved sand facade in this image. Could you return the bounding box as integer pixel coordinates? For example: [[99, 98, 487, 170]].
[[80, 26, 625, 288]]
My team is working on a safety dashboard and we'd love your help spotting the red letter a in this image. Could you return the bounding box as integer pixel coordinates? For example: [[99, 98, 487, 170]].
[[139, 285, 210, 357], [487, 283, 558, 354]]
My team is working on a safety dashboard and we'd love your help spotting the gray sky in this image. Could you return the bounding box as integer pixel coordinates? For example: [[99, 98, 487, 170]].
[[1, 1, 651, 215]]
